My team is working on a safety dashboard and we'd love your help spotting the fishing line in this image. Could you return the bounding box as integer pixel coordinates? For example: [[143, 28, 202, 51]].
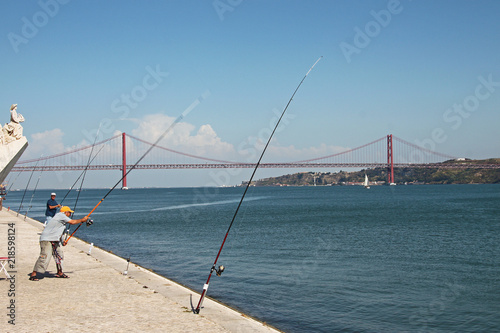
[[63, 94, 203, 245], [194, 57, 322, 314], [24, 158, 48, 220], [17, 155, 43, 217]]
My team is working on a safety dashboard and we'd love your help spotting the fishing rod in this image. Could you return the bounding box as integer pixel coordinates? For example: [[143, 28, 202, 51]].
[[61, 127, 103, 245], [60, 124, 103, 205], [7, 171, 22, 192], [24, 158, 48, 220], [61, 164, 95, 245], [17, 156, 42, 217], [194, 56, 322, 314], [63, 103, 197, 246], [59, 145, 104, 206], [72, 125, 102, 215]]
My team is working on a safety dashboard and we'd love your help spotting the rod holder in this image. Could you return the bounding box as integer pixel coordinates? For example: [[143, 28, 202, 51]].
[[123, 257, 131, 275]]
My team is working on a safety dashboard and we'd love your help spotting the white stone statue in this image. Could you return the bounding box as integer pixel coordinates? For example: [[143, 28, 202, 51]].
[[0, 104, 28, 185], [2, 104, 25, 144]]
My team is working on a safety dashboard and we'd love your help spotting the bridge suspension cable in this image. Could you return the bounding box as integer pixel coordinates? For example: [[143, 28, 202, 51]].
[[11, 133, 497, 186]]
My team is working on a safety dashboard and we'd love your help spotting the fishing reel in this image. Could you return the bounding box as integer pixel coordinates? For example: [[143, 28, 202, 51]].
[[61, 229, 70, 244], [86, 219, 94, 226], [214, 265, 225, 277]]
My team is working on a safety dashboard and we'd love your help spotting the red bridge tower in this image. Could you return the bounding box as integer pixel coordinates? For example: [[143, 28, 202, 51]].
[[122, 132, 127, 189], [387, 134, 394, 184]]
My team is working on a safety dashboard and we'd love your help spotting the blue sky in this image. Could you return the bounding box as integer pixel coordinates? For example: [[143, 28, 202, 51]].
[[1, 0, 499, 188]]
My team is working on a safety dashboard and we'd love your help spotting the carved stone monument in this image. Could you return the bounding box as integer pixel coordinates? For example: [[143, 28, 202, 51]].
[[0, 104, 29, 185]]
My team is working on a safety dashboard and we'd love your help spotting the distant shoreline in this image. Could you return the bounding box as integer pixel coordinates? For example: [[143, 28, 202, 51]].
[[249, 159, 500, 186], [18, 183, 500, 191]]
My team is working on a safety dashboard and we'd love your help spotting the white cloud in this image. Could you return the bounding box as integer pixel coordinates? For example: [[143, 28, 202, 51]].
[[130, 113, 235, 159], [26, 128, 66, 158]]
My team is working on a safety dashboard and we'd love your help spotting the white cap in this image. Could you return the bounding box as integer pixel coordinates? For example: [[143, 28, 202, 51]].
[[51, 193, 56, 196]]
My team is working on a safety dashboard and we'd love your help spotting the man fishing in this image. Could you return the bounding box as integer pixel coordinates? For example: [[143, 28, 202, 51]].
[[44, 192, 61, 227], [29, 206, 88, 281]]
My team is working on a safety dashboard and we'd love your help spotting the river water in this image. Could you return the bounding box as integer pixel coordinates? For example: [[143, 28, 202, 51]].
[[8, 184, 500, 332]]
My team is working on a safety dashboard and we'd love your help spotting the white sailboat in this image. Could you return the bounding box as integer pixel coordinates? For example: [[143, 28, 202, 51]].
[[364, 174, 370, 189]]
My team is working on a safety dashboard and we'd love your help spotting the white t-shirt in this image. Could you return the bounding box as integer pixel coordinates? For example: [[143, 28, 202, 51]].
[[40, 212, 71, 242]]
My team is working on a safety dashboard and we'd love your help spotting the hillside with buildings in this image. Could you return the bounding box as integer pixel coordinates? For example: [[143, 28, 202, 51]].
[[248, 159, 500, 186]]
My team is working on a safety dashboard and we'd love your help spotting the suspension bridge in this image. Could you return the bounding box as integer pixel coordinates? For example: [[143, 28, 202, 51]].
[[11, 133, 499, 187]]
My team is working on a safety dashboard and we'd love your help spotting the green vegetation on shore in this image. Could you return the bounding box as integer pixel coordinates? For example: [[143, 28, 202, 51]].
[[249, 159, 500, 186]]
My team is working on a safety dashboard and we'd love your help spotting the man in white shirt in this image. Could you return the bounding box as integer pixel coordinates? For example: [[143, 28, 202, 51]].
[[29, 206, 88, 281]]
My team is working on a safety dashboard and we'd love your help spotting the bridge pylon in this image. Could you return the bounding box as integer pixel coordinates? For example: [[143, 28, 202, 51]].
[[387, 134, 394, 184], [122, 132, 127, 189]]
